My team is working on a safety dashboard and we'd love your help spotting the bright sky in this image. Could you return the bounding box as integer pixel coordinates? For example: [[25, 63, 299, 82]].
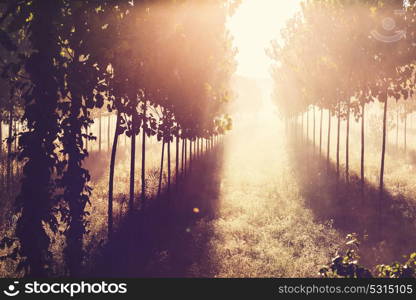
[[227, 0, 302, 79]]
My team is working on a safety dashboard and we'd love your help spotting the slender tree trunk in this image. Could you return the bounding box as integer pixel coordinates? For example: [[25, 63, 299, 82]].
[[396, 109, 399, 149], [301, 112, 304, 141], [85, 126, 88, 151], [336, 103, 341, 178], [189, 139, 193, 171], [404, 114, 407, 152], [380, 98, 388, 197], [313, 106, 316, 150], [99, 114, 102, 152], [346, 98, 350, 183], [129, 119, 136, 211], [108, 112, 121, 240], [176, 135, 179, 180], [15, 121, 19, 178], [167, 138, 171, 193], [319, 108, 323, 155], [107, 114, 111, 152], [158, 140, 165, 197], [327, 109, 331, 168], [6, 108, 12, 191], [141, 101, 147, 204], [184, 139, 187, 176], [361, 102, 365, 186], [307, 108, 309, 141], [181, 137, 185, 176], [14, 119, 17, 153]]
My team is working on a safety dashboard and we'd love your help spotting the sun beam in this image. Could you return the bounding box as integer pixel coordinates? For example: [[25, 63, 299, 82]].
[[227, 0, 302, 118], [227, 0, 302, 80]]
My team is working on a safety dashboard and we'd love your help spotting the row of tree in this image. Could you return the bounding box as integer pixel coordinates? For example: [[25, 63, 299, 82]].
[[270, 0, 416, 196], [0, 0, 236, 277]]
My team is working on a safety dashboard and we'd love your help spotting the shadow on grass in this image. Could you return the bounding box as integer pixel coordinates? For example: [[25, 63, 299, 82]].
[[88, 146, 223, 277], [287, 129, 416, 268]]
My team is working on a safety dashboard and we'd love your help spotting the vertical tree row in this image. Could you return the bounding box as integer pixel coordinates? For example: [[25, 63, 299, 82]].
[[269, 0, 415, 197], [0, 0, 236, 277]]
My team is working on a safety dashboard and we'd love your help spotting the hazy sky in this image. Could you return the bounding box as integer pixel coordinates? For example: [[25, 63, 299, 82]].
[[227, 0, 302, 79]]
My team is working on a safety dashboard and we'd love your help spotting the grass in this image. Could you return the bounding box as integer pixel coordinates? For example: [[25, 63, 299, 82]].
[[184, 117, 341, 277], [1, 106, 416, 277]]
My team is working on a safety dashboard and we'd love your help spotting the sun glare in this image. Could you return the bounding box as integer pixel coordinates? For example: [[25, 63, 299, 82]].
[[227, 0, 302, 80]]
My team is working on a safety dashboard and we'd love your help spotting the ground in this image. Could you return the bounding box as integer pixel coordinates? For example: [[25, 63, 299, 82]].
[[91, 112, 342, 277]]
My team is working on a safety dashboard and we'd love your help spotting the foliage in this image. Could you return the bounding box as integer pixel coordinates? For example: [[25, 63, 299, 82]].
[[320, 233, 416, 278], [0, 0, 236, 277]]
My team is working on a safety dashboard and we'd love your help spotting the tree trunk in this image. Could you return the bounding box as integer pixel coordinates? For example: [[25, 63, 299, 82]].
[[14, 119, 17, 153], [184, 139, 187, 176], [15, 121, 19, 177], [108, 112, 121, 240], [181, 137, 185, 176], [99, 114, 102, 152], [336, 103, 341, 178], [361, 102, 365, 186], [306, 108, 309, 141], [158, 140, 165, 197], [85, 126, 88, 151], [189, 139, 193, 171], [327, 109, 331, 168], [404, 114, 407, 152], [396, 109, 399, 149], [141, 101, 147, 204], [129, 118, 136, 211], [313, 106, 316, 149], [380, 98, 388, 196], [319, 108, 323, 155], [301, 112, 304, 141], [107, 114, 111, 152], [6, 108, 12, 191], [346, 98, 350, 183], [167, 138, 171, 193], [176, 135, 179, 181]]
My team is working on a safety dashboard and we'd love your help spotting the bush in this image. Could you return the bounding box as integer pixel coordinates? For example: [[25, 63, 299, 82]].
[[320, 233, 416, 278]]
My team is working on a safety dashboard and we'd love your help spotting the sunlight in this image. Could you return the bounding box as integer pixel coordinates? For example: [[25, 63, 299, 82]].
[[3, 0, 416, 282], [227, 0, 302, 118], [227, 0, 302, 80]]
